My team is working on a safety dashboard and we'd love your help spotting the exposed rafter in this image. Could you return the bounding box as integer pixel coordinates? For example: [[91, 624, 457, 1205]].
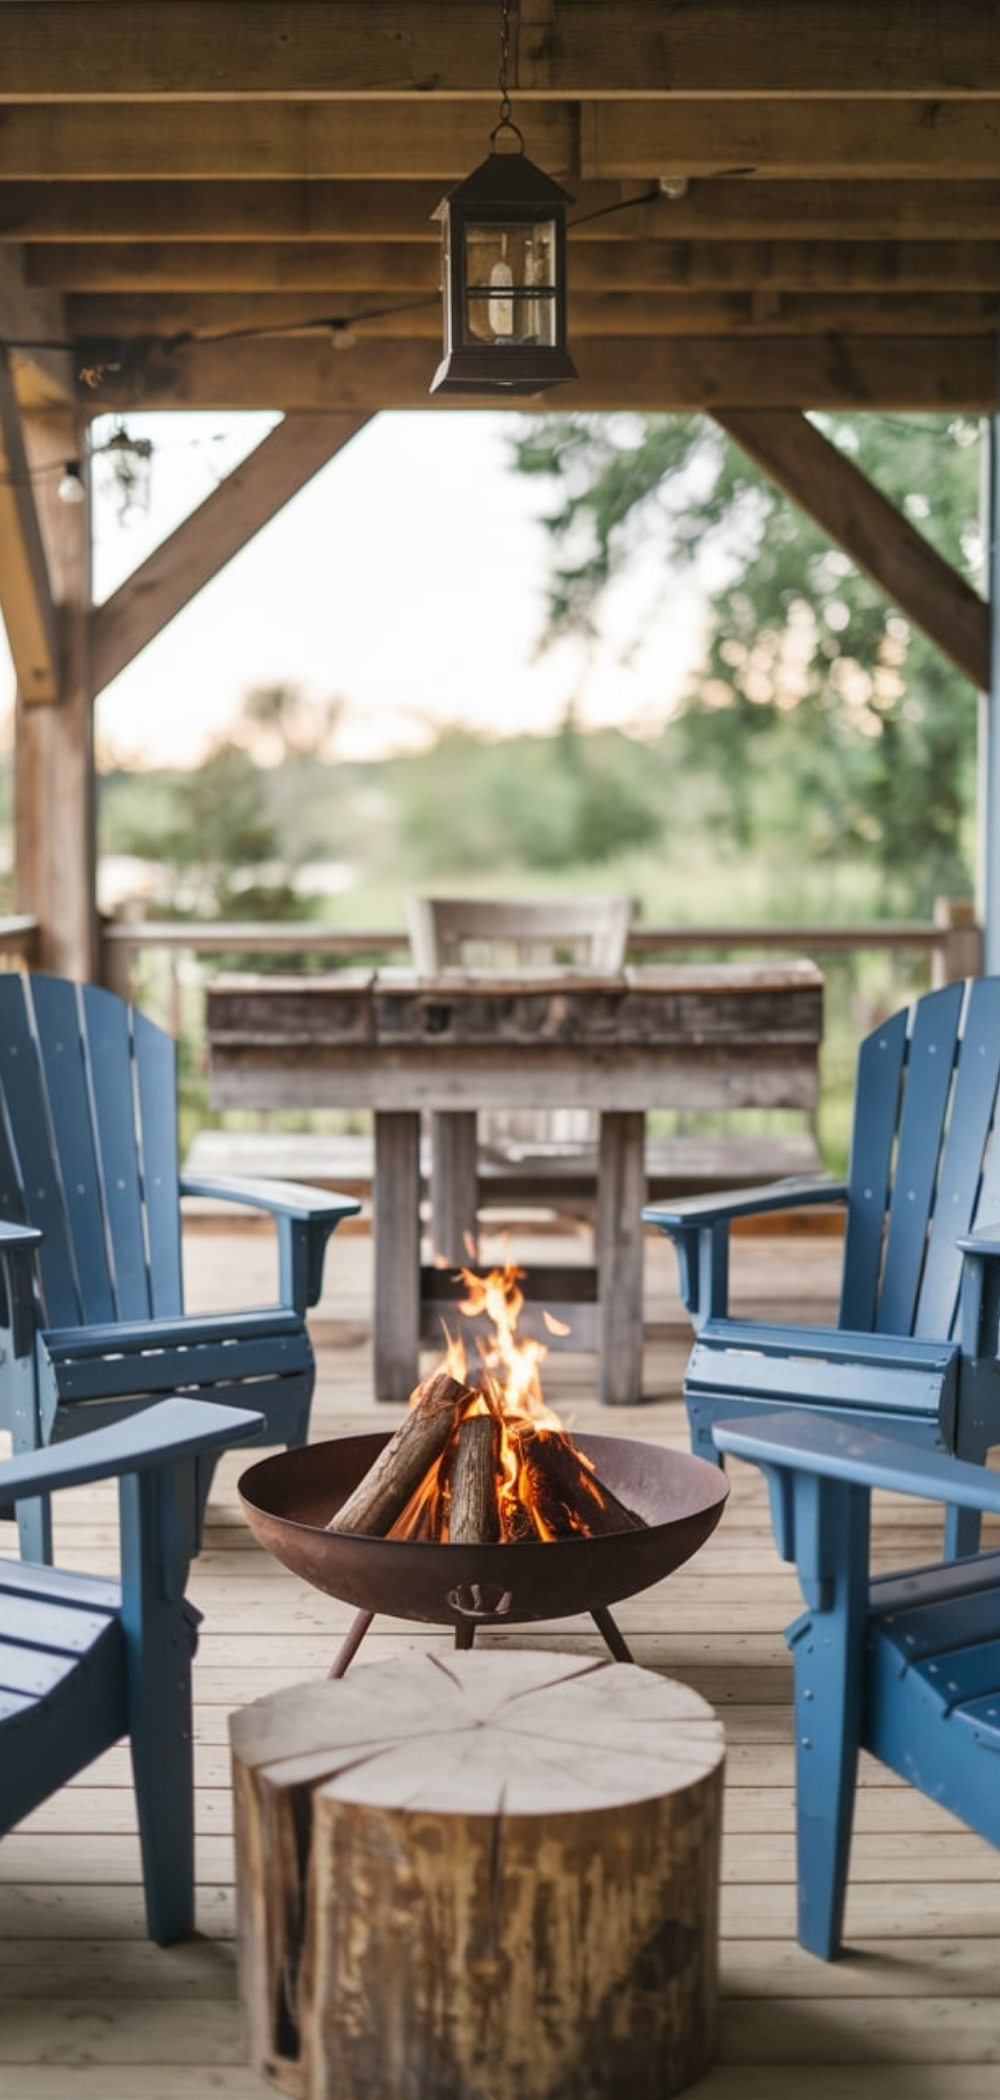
[[81, 333, 997, 417], [0, 2, 993, 415], [91, 411, 372, 692], [716, 408, 990, 689], [3, 98, 1000, 184], [1, 3, 997, 101], [0, 353, 60, 703]]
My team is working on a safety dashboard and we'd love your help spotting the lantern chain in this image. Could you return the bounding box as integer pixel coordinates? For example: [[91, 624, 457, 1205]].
[[493, 0, 523, 149], [498, 0, 512, 126]]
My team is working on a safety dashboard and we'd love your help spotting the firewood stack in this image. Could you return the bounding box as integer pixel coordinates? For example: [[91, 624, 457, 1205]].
[[328, 1365, 646, 1545]]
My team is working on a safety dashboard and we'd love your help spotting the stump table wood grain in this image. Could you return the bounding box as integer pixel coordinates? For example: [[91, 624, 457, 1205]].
[[230, 1649, 725, 2100]]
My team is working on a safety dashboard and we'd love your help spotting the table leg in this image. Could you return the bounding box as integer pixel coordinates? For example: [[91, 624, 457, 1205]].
[[373, 1109, 422, 1404], [596, 1110, 647, 1404], [429, 1109, 479, 1264]]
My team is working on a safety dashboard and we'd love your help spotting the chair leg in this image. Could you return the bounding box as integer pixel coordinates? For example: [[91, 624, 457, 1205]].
[[943, 1497, 982, 1561], [131, 1704, 196, 1944], [685, 1393, 726, 1468], [15, 1489, 52, 1564], [121, 1473, 199, 1943], [786, 1480, 870, 1959], [11, 1418, 51, 1563], [944, 1410, 996, 1557], [8, 1368, 54, 1562]]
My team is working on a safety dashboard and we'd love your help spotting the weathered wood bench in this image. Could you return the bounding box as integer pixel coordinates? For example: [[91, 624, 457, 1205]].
[[184, 1125, 822, 1212], [205, 963, 824, 1403]]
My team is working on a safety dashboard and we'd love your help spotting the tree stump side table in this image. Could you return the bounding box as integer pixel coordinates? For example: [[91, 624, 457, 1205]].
[[230, 1649, 725, 2100]]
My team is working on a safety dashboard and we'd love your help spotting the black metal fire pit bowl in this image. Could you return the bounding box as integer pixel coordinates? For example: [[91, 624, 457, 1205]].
[[238, 1431, 729, 1673]]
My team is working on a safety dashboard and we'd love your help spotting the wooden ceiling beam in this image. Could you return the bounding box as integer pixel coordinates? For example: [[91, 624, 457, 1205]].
[[716, 407, 989, 688], [67, 290, 1000, 344], [2, 3, 998, 101], [3, 98, 1000, 182], [579, 100, 1000, 182], [79, 333, 998, 415], [36, 239, 1000, 296], [0, 353, 60, 702], [6, 177, 1000, 248], [90, 411, 371, 693], [0, 248, 74, 406]]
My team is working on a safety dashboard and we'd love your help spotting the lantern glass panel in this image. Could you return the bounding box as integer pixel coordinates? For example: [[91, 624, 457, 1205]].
[[462, 218, 558, 347]]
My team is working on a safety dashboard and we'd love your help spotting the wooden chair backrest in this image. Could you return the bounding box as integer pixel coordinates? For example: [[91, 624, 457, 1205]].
[[406, 895, 632, 976], [405, 898, 632, 1155], [841, 977, 1000, 1342], [0, 972, 184, 1330]]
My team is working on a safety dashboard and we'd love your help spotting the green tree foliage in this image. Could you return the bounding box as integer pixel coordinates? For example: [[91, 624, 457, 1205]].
[[102, 739, 286, 917], [511, 412, 983, 908], [101, 686, 367, 920], [389, 715, 663, 873]]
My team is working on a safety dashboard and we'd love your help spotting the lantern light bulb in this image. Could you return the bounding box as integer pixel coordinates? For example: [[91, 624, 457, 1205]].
[[488, 256, 515, 338]]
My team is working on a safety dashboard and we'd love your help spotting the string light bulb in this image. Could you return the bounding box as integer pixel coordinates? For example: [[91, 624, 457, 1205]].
[[57, 460, 86, 505]]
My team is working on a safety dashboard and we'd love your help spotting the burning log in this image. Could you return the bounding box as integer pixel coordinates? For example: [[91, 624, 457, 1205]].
[[327, 1370, 478, 1538], [448, 1412, 503, 1544], [519, 1429, 646, 1540]]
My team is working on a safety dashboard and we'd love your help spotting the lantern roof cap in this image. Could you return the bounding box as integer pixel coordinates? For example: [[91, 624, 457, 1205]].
[[433, 147, 574, 221]]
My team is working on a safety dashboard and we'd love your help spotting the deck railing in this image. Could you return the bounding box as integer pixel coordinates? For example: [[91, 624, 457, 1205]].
[[96, 896, 982, 1177], [99, 894, 982, 1006], [0, 915, 42, 971]]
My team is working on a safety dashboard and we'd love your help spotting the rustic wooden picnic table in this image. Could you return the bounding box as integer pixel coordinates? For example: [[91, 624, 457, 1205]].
[[205, 961, 824, 1405]]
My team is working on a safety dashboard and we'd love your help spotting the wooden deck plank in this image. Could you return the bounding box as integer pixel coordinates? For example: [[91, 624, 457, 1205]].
[[2, 1990, 998, 2067], [4, 2076, 1000, 2100], [1, 1222, 999, 2097]]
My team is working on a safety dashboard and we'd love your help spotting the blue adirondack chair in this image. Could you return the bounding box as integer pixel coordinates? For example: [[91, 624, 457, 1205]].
[[0, 971, 360, 1561], [643, 976, 1000, 1557], [714, 1407, 1000, 1959], [0, 1396, 263, 1944]]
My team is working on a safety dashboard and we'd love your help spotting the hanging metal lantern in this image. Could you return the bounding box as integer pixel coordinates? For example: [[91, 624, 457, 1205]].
[[430, 133, 577, 397]]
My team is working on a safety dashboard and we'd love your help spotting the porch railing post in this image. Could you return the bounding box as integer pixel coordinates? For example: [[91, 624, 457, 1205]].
[[979, 384, 1000, 975], [932, 896, 984, 986]]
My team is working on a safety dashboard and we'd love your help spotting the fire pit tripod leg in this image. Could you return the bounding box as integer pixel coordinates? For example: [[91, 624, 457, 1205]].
[[328, 1609, 376, 1679], [328, 1601, 635, 1676], [591, 1603, 635, 1663]]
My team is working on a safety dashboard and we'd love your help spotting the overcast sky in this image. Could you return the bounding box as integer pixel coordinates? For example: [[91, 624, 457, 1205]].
[[1, 409, 704, 768]]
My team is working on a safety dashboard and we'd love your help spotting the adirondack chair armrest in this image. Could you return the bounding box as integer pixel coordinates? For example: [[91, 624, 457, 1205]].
[[956, 1224, 1000, 1255], [0, 1219, 43, 1359], [0, 1397, 265, 1504], [713, 1407, 1000, 1606], [181, 1173, 362, 1311], [714, 1408, 1000, 1518], [642, 1177, 847, 1328]]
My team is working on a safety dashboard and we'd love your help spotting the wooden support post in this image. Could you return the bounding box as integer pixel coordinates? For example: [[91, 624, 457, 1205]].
[[932, 894, 984, 986], [15, 405, 97, 981], [430, 1107, 479, 1264], [231, 1651, 725, 2100], [597, 1110, 647, 1404], [982, 403, 1000, 973], [372, 1109, 422, 1404]]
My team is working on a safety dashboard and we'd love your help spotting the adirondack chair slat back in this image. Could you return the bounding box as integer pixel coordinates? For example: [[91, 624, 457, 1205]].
[[840, 979, 1000, 1343], [0, 974, 183, 1331]]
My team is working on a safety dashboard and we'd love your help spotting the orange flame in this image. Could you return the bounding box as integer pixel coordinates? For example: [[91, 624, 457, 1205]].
[[389, 1262, 598, 1543]]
